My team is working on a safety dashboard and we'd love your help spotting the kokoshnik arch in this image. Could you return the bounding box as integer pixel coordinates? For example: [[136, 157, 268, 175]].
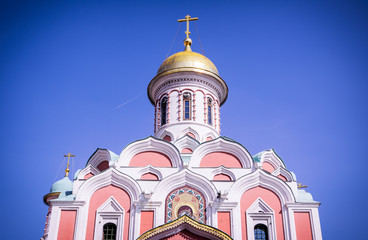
[[42, 15, 322, 240]]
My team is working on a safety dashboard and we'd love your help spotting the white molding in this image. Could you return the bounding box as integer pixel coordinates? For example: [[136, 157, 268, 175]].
[[257, 149, 286, 170], [93, 196, 124, 240], [137, 165, 163, 180], [211, 166, 236, 181], [74, 168, 142, 240], [174, 135, 200, 152], [157, 130, 174, 142], [271, 166, 293, 182], [246, 198, 277, 240], [117, 137, 183, 168], [285, 203, 322, 240], [180, 127, 200, 140], [87, 149, 113, 169], [227, 170, 296, 239], [76, 164, 100, 180], [190, 137, 253, 168]]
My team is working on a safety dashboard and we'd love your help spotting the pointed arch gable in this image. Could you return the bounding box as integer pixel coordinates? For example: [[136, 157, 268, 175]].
[[190, 137, 253, 168], [117, 137, 183, 168], [272, 166, 294, 182], [254, 149, 286, 170], [180, 127, 200, 140], [174, 135, 200, 153], [77, 164, 100, 180], [227, 170, 295, 204], [75, 168, 141, 202], [86, 148, 118, 170], [151, 169, 217, 204], [157, 130, 174, 142], [138, 165, 163, 180], [211, 166, 236, 181]]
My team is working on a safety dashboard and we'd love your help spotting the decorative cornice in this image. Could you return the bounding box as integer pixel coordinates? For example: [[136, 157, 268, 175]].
[[137, 215, 232, 240]]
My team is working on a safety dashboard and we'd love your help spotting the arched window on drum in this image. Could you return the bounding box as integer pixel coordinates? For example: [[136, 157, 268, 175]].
[[207, 97, 213, 125], [183, 92, 192, 120], [161, 97, 168, 126], [254, 224, 268, 240]]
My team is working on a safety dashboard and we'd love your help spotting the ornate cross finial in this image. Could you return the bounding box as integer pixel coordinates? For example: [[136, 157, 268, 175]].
[[297, 183, 308, 189], [178, 15, 198, 39], [64, 152, 75, 177]]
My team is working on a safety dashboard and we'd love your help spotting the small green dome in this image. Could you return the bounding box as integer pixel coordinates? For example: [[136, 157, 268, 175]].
[[50, 177, 73, 193]]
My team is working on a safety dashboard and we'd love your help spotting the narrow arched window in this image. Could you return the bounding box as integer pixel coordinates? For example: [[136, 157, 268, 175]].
[[103, 223, 117, 240], [183, 93, 191, 120], [161, 97, 168, 126], [254, 224, 268, 240], [207, 97, 212, 125]]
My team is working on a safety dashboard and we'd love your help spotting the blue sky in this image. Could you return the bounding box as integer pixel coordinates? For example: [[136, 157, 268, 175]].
[[1, 0, 367, 239]]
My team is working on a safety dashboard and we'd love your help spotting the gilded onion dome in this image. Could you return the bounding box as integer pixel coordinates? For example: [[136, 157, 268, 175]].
[[148, 37, 228, 106], [157, 48, 219, 77]]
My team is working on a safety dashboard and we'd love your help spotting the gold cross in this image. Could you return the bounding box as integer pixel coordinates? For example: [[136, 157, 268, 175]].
[[178, 15, 198, 39], [297, 183, 308, 189], [64, 152, 75, 177]]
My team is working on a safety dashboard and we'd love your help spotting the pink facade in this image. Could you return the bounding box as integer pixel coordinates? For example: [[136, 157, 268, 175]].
[[161, 230, 210, 240], [241, 186, 285, 240], [217, 211, 232, 236], [86, 185, 131, 240], [262, 162, 275, 173], [294, 212, 313, 240], [130, 151, 172, 167], [200, 152, 242, 168], [140, 172, 159, 180], [57, 210, 76, 240], [140, 211, 154, 235], [213, 173, 232, 181], [181, 148, 193, 153]]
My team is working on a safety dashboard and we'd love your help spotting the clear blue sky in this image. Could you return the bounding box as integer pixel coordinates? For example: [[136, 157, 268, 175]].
[[1, 0, 367, 239]]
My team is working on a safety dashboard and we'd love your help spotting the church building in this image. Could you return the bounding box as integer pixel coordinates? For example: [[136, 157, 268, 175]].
[[42, 15, 322, 240]]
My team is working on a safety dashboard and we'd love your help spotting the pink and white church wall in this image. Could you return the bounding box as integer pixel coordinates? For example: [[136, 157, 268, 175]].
[[42, 136, 322, 240]]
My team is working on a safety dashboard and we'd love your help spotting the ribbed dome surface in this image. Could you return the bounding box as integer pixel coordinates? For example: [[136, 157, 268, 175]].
[[157, 50, 219, 76]]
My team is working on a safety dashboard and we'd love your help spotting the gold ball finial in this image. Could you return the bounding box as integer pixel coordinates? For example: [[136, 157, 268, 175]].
[[184, 37, 192, 51]]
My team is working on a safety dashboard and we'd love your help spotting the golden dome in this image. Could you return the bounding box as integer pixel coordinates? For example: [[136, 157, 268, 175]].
[[157, 49, 219, 77]]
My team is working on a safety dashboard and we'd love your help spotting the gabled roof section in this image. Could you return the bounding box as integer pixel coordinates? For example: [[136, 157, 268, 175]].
[[86, 148, 119, 167], [252, 149, 286, 169], [137, 215, 232, 240]]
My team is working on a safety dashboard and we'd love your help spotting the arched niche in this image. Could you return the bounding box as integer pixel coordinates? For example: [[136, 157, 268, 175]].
[[190, 137, 253, 168], [117, 137, 182, 168]]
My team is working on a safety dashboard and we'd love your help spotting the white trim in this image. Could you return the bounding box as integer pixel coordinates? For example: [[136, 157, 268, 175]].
[[157, 130, 174, 142], [74, 168, 141, 240], [286, 203, 322, 240], [174, 135, 200, 153], [271, 166, 293, 182], [211, 166, 236, 181], [180, 127, 200, 140], [137, 165, 163, 180], [76, 164, 100, 180], [190, 137, 253, 168], [93, 196, 124, 240], [87, 149, 113, 169], [246, 198, 277, 240], [117, 137, 183, 168]]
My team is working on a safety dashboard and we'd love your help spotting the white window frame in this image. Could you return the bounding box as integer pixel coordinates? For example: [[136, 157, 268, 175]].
[[93, 196, 124, 240], [246, 198, 277, 240]]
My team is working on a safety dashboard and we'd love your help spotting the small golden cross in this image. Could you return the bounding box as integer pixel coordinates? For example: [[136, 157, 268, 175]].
[[178, 15, 198, 39], [297, 183, 308, 189], [64, 152, 75, 177]]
